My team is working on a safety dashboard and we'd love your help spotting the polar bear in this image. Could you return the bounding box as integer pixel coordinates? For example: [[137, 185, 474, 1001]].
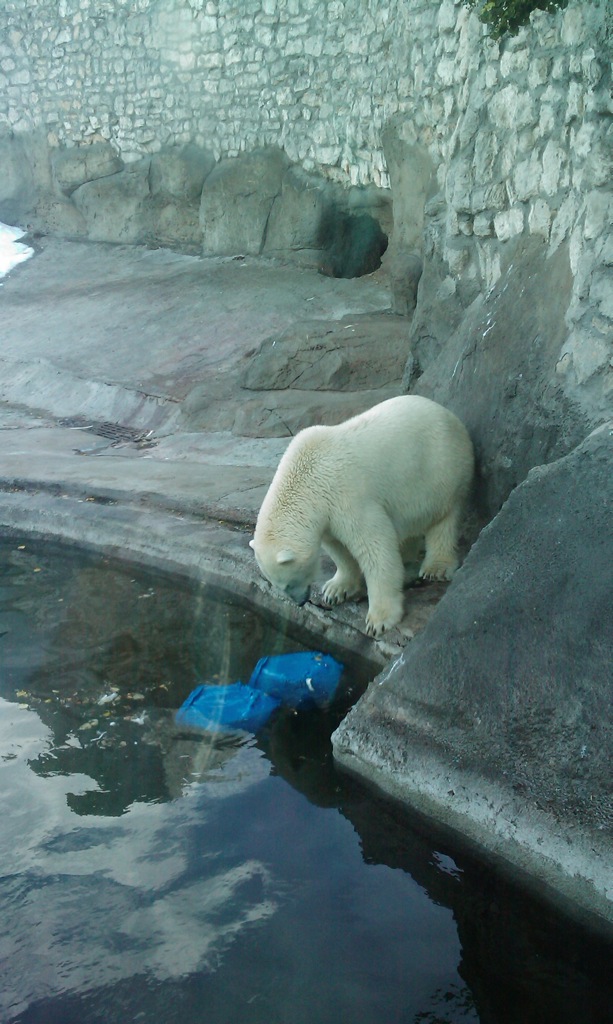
[[249, 395, 474, 636]]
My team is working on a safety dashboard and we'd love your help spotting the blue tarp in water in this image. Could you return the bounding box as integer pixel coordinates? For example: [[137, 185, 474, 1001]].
[[176, 652, 344, 734], [176, 682, 280, 734], [248, 651, 343, 709]]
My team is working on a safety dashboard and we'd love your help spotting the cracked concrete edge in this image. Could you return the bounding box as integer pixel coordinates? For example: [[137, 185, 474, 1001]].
[[333, 708, 613, 933], [0, 488, 391, 677]]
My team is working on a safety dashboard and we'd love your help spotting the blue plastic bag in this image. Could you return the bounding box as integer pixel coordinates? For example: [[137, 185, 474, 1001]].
[[176, 682, 280, 734], [248, 651, 344, 709]]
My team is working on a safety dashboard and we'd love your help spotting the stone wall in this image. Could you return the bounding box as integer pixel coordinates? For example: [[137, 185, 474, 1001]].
[[0, 0, 396, 183], [394, 0, 613, 464], [1, 1, 610, 434]]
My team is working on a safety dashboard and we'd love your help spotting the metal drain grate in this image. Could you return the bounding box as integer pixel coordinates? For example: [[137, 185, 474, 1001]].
[[59, 416, 157, 448]]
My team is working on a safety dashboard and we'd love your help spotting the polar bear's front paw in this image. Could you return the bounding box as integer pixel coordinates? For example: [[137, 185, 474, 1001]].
[[322, 574, 360, 607], [365, 598, 404, 637], [322, 579, 347, 606]]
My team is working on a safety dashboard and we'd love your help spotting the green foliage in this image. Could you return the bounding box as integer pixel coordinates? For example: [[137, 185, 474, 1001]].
[[463, 0, 569, 38]]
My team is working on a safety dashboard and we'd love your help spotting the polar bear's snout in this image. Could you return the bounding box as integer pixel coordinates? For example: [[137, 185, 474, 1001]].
[[249, 538, 315, 606], [286, 582, 311, 606]]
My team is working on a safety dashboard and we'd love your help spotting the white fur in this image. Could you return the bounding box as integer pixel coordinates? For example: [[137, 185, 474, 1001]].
[[250, 395, 474, 636]]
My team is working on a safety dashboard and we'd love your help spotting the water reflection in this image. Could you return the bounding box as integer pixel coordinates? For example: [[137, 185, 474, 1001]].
[[3, 539, 326, 812], [1, 716, 278, 1016], [1, 538, 611, 1024]]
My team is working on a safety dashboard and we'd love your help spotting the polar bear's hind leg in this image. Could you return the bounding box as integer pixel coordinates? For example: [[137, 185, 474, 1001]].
[[419, 506, 461, 581]]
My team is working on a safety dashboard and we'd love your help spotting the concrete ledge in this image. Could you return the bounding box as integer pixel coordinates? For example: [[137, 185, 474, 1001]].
[[334, 708, 613, 930], [333, 425, 613, 930]]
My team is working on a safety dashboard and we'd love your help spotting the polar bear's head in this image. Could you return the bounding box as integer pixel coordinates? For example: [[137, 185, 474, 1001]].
[[249, 538, 318, 606]]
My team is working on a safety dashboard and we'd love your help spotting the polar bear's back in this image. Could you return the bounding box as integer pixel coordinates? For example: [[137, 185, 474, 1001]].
[[279, 395, 473, 539], [344, 393, 469, 478]]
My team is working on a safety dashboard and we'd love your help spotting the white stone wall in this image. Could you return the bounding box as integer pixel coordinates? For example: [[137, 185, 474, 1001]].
[[0, 0, 611, 405], [384, 0, 612, 404], [0, 0, 398, 185]]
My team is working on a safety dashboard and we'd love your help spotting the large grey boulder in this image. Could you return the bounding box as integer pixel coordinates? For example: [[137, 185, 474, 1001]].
[[233, 309, 408, 437], [387, 249, 423, 316], [263, 165, 336, 264], [146, 145, 215, 252], [334, 423, 613, 923], [72, 163, 151, 244], [232, 387, 402, 438], [242, 314, 409, 392], [150, 198, 202, 252], [51, 142, 124, 195], [0, 131, 36, 222], [149, 144, 215, 200], [410, 236, 591, 519], [379, 116, 434, 308], [200, 147, 289, 255], [381, 118, 436, 261], [30, 193, 87, 239]]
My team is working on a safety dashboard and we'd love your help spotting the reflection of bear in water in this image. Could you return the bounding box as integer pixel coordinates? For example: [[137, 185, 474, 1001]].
[[250, 395, 474, 636]]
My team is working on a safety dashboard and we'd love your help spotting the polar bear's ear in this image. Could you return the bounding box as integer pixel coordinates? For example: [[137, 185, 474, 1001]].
[[276, 549, 295, 565], [249, 539, 255, 549]]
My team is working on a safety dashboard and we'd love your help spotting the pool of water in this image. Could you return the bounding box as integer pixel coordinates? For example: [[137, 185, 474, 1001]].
[[0, 537, 611, 1024]]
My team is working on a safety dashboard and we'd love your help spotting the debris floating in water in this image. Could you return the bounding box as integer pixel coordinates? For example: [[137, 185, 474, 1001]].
[[97, 693, 118, 706]]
